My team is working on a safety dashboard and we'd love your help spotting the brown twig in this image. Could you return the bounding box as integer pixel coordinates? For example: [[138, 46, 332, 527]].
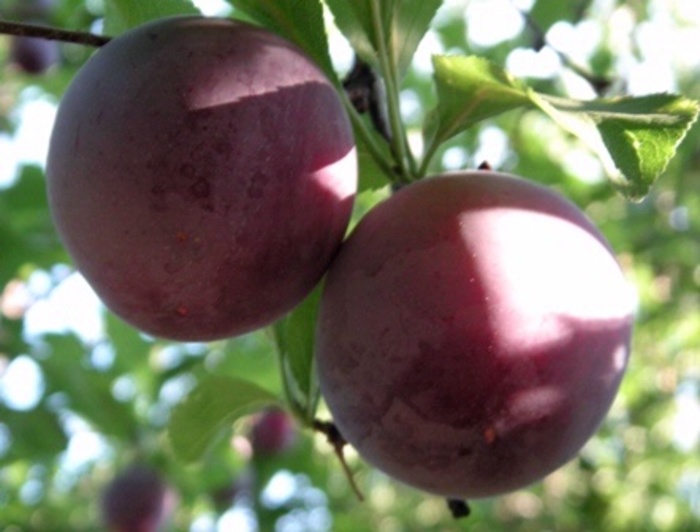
[[509, 2, 613, 95], [0, 20, 110, 47], [312, 419, 365, 502]]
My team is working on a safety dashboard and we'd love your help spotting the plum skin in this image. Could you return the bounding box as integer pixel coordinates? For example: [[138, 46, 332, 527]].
[[10, 36, 60, 74], [46, 17, 356, 341], [251, 408, 297, 456], [101, 465, 172, 532], [316, 171, 634, 499]]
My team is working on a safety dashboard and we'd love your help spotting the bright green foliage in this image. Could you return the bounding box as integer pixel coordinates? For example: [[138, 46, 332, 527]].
[[422, 55, 699, 197], [532, 93, 699, 199], [421, 55, 532, 172]]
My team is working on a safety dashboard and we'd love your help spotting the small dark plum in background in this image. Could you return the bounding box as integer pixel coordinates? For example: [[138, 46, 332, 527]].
[[251, 408, 297, 457], [316, 171, 634, 499], [9, 36, 60, 74], [101, 465, 174, 532], [46, 16, 357, 341], [7, 0, 59, 74]]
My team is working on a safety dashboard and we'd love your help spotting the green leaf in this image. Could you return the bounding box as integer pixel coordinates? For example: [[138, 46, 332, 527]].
[[0, 165, 67, 281], [422, 55, 699, 197], [168, 375, 279, 462], [104, 0, 200, 35], [357, 137, 393, 191], [273, 286, 322, 423], [228, 0, 335, 82], [0, 406, 68, 463], [532, 93, 700, 199], [105, 312, 152, 373], [325, 0, 378, 68], [529, 0, 593, 34], [390, 0, 441, 79], [326, 0, 440, 80], [430, 55, 531, 138], [421, 55, 531, 171], [40, 334, 140, 440]]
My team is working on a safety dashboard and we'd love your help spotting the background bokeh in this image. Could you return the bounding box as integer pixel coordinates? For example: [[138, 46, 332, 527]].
[[0, 0, 699, 530]]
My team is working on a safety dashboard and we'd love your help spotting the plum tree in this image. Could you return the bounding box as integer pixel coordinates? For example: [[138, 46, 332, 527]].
[[9, 36, 60, 74], [316, 171, 634, 499], [46, 16, 356, 341], [250, 408, 297, 457], [100, 465, 173, 532]]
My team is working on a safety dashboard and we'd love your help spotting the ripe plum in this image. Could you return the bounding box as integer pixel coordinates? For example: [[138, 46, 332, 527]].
[[251, 408, 297, 456], [101, 465, 172, 532], [316, 171, 634, 498], [10, 36, 60, 74], [46, 17, 356, 341]]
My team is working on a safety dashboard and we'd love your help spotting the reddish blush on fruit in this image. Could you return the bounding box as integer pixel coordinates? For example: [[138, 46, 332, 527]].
[[316, 171, 634, 498], [251, 408, 297, 457], [101, 465, 176, 532], [46, 17, 356, 341]]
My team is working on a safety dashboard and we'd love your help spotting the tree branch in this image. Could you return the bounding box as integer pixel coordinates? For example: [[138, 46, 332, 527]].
[[511, 3, 613, 95], [313, 418, 365, 502], [0, 20, 110, 47]]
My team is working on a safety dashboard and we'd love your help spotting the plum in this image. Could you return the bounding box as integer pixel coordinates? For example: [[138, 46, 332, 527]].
[[46, 17, 356, 341], [100, 465, 172, 532], [251, 408, 297, 456], [316, 171, 634, 498], [9, 36, 60, 74]]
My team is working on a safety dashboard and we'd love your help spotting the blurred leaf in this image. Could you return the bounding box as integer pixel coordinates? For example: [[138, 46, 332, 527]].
[[2, 166, 51, 228], [105, 312, 151, 372], [214, 333, 283, 395], [228, 0, 335, 82], [0, 318, 27, 357], [0, 406, 68, 463], [40, 334, 139, 440], [0, 166, 67, 281], [273, 286, 322, 423], [169, 375, 279, 462], [532, 93, 700, 199], [529, 0, 592, 34], [103, 0, 200, 35]]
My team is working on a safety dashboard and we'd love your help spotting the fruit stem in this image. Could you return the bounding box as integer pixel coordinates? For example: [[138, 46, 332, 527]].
[[446, 498, 471, 519], [0, 20, 110, 47], [312, 419, 365, 502], [340, 90, 399, 183]]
